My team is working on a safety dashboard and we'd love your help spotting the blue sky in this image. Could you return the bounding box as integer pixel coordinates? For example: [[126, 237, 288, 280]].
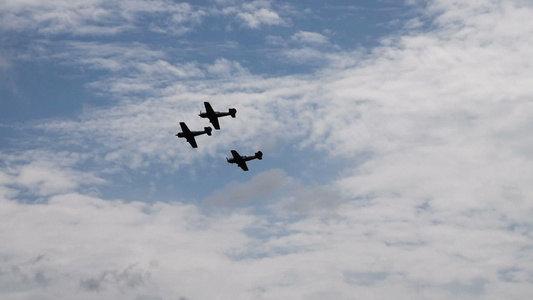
[[1, 0, 533, 299]]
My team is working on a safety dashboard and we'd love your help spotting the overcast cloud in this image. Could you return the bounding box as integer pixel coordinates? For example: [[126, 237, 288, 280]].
[[1, 0, 532, 299]]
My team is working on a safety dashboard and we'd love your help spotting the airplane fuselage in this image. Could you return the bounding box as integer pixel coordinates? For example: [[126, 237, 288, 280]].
[[199, 111, 233, 119], [176, 130, 210, 138], [227, 155, 256, 164]]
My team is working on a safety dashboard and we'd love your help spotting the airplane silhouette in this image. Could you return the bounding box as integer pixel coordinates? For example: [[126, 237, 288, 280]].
[[176, 122, 212, 148], [227, 150, 263, 171], [199, 102, 236, 130]]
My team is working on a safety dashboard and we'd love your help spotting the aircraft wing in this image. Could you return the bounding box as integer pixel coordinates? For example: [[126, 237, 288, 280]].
[[204, 102, 215, 115], [179, 122, 197, 148], [230, 150, 249, 171], [238, 161, 249, 171], [180, 122, 191, 135], [231, 150, 242, 161], [187, 137, 198, 148], [209, 116, 221, 130]]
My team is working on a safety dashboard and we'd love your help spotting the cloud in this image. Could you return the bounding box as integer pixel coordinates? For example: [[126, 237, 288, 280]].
[[7, 188, 522, 299], [204, 169, 286, 207], [13, 0, 532, 225], [215, 0, 289, 29], [0, 0, 207, 36], [207, 58, 249, 77], [2, 0, 533, 299], [281, 47, 329, 64], [204, 169, 343, 215], [266, 30, 337, 66], [0, 151, 105, 197], [291, 31, 329, 44], [0, 193, 256, 299], [0, 0, 290, 37], [79, 264, 148, 292], [236, 8, 284, 28]]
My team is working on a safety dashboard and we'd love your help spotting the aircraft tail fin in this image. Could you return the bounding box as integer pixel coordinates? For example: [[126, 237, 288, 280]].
[[255, 151, 263, 160], [205, 127, 212, 136], [229, 108, 237, 118]]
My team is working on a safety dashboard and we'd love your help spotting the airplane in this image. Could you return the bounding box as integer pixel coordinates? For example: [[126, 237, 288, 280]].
[[175, 122, 212, 148], [198, 101, 236, 130], [226, 150, 263, 171]]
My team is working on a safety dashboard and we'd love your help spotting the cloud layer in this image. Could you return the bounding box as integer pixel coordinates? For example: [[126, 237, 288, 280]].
[[1, 0, 533, 299]]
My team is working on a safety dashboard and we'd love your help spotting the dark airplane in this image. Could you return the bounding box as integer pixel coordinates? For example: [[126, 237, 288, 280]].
[[198, 102, 236, 130], [227, 150, 263, 171], [176, 122, 212, 148]]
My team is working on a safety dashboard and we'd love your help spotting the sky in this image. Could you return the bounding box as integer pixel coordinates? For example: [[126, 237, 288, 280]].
[[0, 0, 532, 299]]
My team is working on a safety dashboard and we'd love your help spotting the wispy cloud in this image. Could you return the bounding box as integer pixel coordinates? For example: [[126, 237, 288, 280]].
[[291, 31, 329, 44], [0, 0, 292, 37], [0, 0, 207, 36], [1, 0, 533, 299]]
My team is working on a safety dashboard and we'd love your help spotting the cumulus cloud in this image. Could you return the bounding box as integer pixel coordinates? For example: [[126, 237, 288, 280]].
[[236, 8, 284, 28], [0, 151, 105, 197], [2, 0, 533, 299], [1, 190, 530, 299], [0, 193, 256, 299], [214, 0, 289, 29], [206, 58, 250, 77]]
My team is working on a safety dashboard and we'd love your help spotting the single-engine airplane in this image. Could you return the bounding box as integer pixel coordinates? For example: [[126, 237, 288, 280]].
[[226, 150, 263, 171], [176, 122, 212, 148], [199, 102, 236, 130]]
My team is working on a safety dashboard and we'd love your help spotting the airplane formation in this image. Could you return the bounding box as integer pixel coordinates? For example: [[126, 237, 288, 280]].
[[176, 102, 262, 171]]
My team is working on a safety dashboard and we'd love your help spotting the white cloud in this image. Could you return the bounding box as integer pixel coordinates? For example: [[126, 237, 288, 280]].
[[0, 193, 255, 299], [0, 0, 289, 37], [291, 31, 329, 44], [2, 0, 533, 299], [1, 190, 529, 299], [0, 0, 125, 35], [27, 0, 533, 211], [206, 58, 250, 77], [0, 0, 207, 36], [0, 151, 105, 197], [237, 8, 284, 28], [214, 0, 289, 29]]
